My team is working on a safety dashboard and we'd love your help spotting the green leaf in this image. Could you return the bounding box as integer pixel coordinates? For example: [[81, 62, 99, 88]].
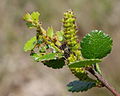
[[47, 27, 54, 38], [43, 58, 65, 69], [81, 30, 113, 59], [26, 22, 36, 28], [24, 36, 37, 52], [56, 30, 64, 41], [23, 12, 40, 28], [67, 80, 96, 92], [23, 12, 40, 22], [31, 12, 40, 22], [23, 13, 32, 21], [31, 53, 63, 62], [69, 59, 101, 68], [38, 53, 59, 61], [30, 53, 42, 62], [39, 47, 46, 53]]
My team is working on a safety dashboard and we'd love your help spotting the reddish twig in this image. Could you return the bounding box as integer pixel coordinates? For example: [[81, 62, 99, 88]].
[[87, 68, 120, 96]]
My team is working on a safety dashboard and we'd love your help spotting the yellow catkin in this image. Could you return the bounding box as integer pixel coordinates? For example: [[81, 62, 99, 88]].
[[62, 10, 90, 81]]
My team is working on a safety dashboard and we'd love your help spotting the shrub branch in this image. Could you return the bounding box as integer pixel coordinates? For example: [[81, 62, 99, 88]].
[[86, 67, 120, 96]]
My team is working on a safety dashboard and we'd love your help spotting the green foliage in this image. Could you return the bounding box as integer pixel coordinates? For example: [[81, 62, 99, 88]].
[[38, 53, 63, 61], [30, 12, 40, 22], [31, 53, 63, 62], [30, 53, 41, 61], [23, 13, 32, 22], [23, 12, 40, 22], [47, 27, 54, 38], [43, 58, 65, 69], [67, 80, 96, 92], [26, 22, 36, 28], [23, 12, 40, 28], [23, 10, 113, 94], [69, 59, 101, 68], [31, 53, 65, 68], [24, 36, 37, 52], [81, 30, 113, 59], [56, 31, 64, 41]]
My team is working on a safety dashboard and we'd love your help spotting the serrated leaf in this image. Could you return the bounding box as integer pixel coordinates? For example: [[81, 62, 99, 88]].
[[69, 59, 101, 68], [81, 30, 113, 59], [31, 12, 40, 22], [47, 27, 54, 38], [56, 30, 64, 41], [24, 36, 37, 52], [67, 80, 96, 92], [43, 58, 65, 69]]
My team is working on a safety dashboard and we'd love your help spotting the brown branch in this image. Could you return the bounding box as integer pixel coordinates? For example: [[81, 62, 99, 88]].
[[86, 67, 120, 96]]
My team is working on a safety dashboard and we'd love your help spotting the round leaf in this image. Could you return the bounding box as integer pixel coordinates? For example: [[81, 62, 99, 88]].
[[80, 30, 113, 59]]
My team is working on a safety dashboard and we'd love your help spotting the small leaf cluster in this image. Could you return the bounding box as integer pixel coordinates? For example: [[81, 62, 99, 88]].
[[23, 12, 40, 28], [23, 10, 113, 93]]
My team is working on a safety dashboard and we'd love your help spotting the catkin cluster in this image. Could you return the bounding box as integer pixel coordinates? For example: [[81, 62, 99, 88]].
[[62, 10, 90, 81], [62, 10, 81, 62]]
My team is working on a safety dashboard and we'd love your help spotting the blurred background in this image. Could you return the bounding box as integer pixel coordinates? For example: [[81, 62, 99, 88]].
[[0, 0, 120, 96]]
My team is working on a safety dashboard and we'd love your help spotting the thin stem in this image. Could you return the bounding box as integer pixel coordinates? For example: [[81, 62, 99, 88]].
[[37, 25, 62, 53], [42, 36, 62, 52], [87, 68, 120, 96]]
